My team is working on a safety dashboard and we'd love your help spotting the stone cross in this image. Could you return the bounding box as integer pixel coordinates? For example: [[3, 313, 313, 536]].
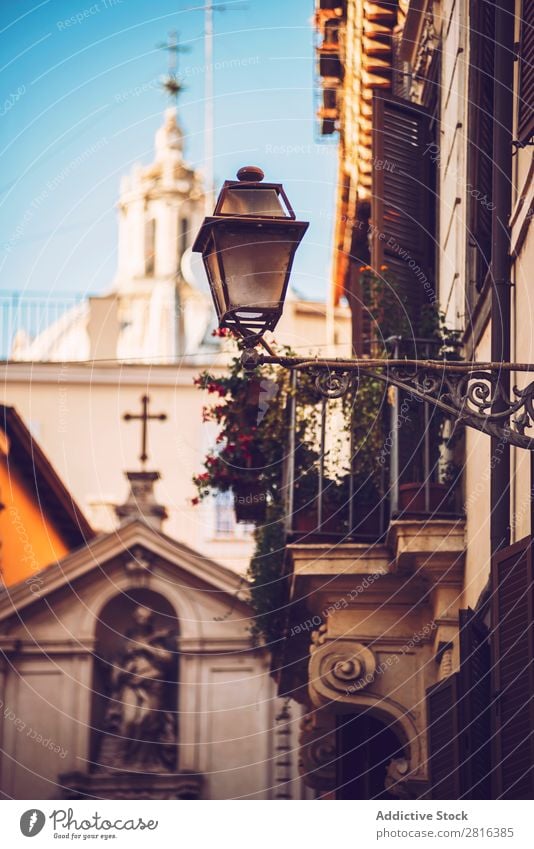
[[158, 30, 189, 104], [123, 395, 167, 467]]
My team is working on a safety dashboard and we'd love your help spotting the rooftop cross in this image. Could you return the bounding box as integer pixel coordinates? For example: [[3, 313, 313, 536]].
[[157, 29, 190, 105], [123, 395, 167, 468]]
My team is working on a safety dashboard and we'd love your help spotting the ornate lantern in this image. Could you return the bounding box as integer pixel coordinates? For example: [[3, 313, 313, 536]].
[[192, 165, 309, 343]]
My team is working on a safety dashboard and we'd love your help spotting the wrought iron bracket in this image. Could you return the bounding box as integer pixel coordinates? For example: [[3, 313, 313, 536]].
[[241, 351, 534, 450]]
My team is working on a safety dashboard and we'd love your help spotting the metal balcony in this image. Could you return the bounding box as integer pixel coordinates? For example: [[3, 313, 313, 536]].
[[283, 339, 463, 543]]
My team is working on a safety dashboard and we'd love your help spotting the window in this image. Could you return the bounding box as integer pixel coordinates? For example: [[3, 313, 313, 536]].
[[457, 608, 491, 799], [212, 491, 255, 539], [518, 0, 534, 145], [426, 539, 534, 800], [214, 491, 236, 537], [145, 218, 156, 276], [179, 216, 189, 262], [426, 674, 461, 799], [371, 92, 436, 332], [466, 0, 495, 300], [491, 536, 534, 799]]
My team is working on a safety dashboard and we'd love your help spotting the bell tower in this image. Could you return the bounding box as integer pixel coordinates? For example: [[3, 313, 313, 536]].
[[115, 107, 204, 289]]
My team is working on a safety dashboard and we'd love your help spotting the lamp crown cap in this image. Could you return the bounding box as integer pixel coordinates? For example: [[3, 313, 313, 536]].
[[236, 165, 264, 182]]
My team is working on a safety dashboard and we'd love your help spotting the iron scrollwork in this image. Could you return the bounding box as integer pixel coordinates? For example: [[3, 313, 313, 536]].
[[310, 367, 351, 399], [242, 348, 534, 450], [369, 364, 534, 450]]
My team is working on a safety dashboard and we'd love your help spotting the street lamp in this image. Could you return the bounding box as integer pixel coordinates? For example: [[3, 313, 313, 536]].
[[194, 165, 534, 450], [192, 166, 309, 343]]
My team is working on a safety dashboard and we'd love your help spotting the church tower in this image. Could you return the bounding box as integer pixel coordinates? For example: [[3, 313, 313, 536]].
[[115, 107, 203, 288], [10, 105, 214, 363], [113, 107, 211, 360]]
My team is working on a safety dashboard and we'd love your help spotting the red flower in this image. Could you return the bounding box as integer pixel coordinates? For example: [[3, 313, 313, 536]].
[[206, 381, 227, 397]]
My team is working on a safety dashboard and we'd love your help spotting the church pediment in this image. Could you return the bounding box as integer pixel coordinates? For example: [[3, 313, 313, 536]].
[[0, 520, 274, 802], [0, 518, 251, 639]]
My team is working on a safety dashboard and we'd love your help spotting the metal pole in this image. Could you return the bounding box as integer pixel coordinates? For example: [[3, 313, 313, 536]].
[[490, 0, 514, 554], [286, 370, 297, 534], [348, 387, 355, 534], [204, 0, 214, 215], [390, 340, 400, 514], [424, 341, 431, 513], [318, 396, 326, 528]]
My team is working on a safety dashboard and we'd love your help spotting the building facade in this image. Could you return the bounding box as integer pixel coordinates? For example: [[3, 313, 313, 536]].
[[1, 104, 351, 567], [277, 0, 534, 799], [0, 99, 351, 799]]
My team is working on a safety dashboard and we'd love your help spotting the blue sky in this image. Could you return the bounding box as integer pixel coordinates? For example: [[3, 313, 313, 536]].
[[0, 0, 338, 302]]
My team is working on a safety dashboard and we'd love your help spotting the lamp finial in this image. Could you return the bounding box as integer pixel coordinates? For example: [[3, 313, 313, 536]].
[[236, 165, 264, 182]]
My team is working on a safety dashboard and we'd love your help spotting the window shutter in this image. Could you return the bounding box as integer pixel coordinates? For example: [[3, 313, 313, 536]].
[[492, 536, 534, 799], [372, 93, 436, 324], [426, 673, 461, 799], [458, 608, 491, 799], [467, 0, 495, 295], [518, 0, 534, 145]]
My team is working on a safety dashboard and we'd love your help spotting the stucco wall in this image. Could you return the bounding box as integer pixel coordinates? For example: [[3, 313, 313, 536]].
[[0, 458, 70, 587]]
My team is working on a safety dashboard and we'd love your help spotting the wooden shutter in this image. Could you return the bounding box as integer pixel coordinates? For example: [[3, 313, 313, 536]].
[[372, 93, 436, 324], [492, 536, 534, 799], [518, 0, 534, 145], [467, 0, 495, 296], [458, 608, 491, 799], [426, 674, 461, 799]]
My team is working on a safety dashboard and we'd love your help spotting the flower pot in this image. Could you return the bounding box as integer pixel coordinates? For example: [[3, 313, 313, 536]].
[[292, 499, 340, 535], [347, 499, 383, 537], [398, 482, 452, 514], [233, 481, 267, 523]]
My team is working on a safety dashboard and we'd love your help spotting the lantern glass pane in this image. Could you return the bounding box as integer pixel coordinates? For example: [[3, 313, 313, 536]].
[[205, 248, 226, 316], [219, 187, 286, 217], [215, 226, 295, 309]]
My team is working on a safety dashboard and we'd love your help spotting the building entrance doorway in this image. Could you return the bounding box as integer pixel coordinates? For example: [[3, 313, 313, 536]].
[[336, 713, 405, 799]]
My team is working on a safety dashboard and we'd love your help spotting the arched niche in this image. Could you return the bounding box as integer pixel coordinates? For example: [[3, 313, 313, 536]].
[[90, 588, 180, 773], [335, 711, 407, 800]]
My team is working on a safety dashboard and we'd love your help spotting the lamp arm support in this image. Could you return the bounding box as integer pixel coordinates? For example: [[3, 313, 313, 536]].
[[241, 352, 534, 451]]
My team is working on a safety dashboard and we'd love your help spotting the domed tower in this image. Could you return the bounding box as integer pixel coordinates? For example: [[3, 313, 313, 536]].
[[10, 106, 214, 363], [114, 107, 211, 359]]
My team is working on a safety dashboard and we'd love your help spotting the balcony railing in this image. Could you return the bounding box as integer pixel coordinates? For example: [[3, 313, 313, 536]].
[[283, 339, 463, 543], [0, 290, 87, 359]]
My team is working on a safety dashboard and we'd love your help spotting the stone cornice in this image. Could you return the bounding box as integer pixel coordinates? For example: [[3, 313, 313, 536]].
[[288, 519, 466, 596], [288, 543, 393, 578], [387, 518, 466, 584], [0, 360, 226, 386]]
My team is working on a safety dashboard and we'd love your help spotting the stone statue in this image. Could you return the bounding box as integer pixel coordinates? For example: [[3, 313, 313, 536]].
[[101, 605, 177, 772]]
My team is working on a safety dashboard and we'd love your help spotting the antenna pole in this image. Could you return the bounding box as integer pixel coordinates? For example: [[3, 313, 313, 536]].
[[205, 0, 214, 214]]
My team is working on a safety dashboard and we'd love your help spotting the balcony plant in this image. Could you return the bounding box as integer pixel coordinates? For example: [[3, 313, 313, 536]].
[[193, 335, 322, 523], [360, 266, 463, 516]]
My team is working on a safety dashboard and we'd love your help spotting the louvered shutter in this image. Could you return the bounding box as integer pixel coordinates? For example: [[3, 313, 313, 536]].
[[372, 93, 435, 324], [518, 0, 534, 145], [426, 673, 461, 799], [492, 536, 534, 799], [458, 608, 491, 799], [467, 0, 495, 294]]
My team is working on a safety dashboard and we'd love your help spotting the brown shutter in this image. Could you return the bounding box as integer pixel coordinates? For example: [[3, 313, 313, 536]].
[[518, 0, 534, 145], [466, 0, 495, 296], [492, 536, 534, 799], [372, 93, 436, 324], [458, 608, 491, 799], [426, 673, 461, 799]]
